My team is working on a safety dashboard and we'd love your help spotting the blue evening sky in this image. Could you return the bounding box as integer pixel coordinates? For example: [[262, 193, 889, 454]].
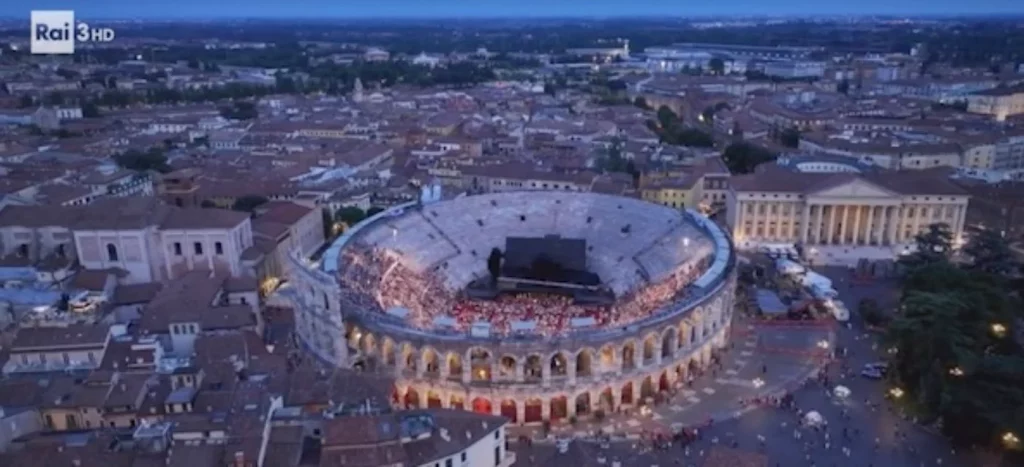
[[9, 0, 1024, 19]]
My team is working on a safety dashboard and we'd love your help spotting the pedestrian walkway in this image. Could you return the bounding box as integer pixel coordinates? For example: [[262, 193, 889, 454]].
[[510, 315, 834, 442]]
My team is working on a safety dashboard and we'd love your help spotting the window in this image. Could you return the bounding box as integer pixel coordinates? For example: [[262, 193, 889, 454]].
[[215, 242, 224, 255], [446, 459, 453, 467], [174, 243, 183, 255], [494, 446, 501, 466], [461, 453, 467, 462], [106, 243, 119, 261], [194, 242, 203, 255]]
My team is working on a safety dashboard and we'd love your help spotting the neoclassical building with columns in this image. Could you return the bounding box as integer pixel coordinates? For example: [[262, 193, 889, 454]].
[[726, 165, 970, 253], [283, 192, 737, 424]]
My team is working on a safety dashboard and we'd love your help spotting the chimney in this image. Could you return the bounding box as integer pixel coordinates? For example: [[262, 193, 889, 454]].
[[233, 451, 245, 467]]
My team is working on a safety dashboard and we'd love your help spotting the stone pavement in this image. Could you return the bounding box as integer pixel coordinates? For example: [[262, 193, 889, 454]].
[[509, 313, 834, 441]]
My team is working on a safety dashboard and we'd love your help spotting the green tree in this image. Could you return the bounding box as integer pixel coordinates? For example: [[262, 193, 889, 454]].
[[231, 195, 269, 213], [366, 207, 385, 217], [656, 105, 678, 129], [336, 206, 367, 226], [708, 57, 725, 75], [113, 148, 170, 173], [898, 222, 954, 271], [722, 143, 777, 174], [633, 96, 648, 109], [837, 79, 851, 95], [962, 228, 1017, 276], [858, 298, 886, 326], [779, 127, 801, 148], [81, 102, 101, 118]]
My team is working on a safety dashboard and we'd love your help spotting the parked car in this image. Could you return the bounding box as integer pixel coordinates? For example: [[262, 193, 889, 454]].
[[860, 368, 884, 379]]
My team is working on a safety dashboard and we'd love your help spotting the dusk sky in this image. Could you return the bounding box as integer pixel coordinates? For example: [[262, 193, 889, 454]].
[[9, 0, 1024, 19]]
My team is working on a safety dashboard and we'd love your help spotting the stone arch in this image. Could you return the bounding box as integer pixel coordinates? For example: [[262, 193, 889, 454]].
[[599, 344, 616, 373], [446, 352, 463, 379], [687, 355, 701, 373], [677, 323, 686, 349], [621, 340, 636, 371], [404, 387, 420, 408], [640, 375, 656, 400], [426, 390, 442, 408], [689, 319, 698, 345], [500, 399, 517, 422], [642, 333, 658, 364], [524, 398, 543, 423], [346, 325, 361, 350], [599, 387, 615, 412], [498, 355, 517, 380], [659, 370, 671, 391], [467, 347, 493, 382], [471, 397, 492, 414], [421, 347, 440, 376], [550, 395, 568, 420], [575, 348, 594, 377], [381, 338, 396, 366], [574, 392, 592, 416], [449, 394, 465, 410], [620, 381, 634, 405], [549, 351, 568, 377], [524, 354, 543, 381], [361, 333, 377, 356], [401, 343, 418, 372], [661, 328, 677, 359]]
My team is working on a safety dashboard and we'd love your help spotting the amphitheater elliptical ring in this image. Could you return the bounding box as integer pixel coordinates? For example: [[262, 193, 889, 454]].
[[286, 191, 737, 424]]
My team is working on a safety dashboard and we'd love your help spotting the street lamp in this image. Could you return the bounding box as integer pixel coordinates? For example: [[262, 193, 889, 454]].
[[949, 367, 964, 377], [752, 377, 765, 388], [1002, 432, 1020, 447], [817, 340, 830, 349], [991, 323, 1007, 337], [889, 388, 904, 399]]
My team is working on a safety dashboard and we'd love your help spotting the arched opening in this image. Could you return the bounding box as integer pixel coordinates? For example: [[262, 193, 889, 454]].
[[106, 243, 119, 262], [422, 348, 440, 376], [403, 344, 418, 373], [574, 392, 591, 416], [659, 371, 670, 392], [599, 388, 615, 411], [642, 335, 656, 364], [56, 244, 67, 258], [426, 391, 442, 408], [661, 331, 676, 359], [391, 388, 399, 405], [690, 325, 697, 344], [471, 397, 492, 415], [500, 400, 517, 422], [575, 349, 593, 377], [599, 345, 616, 373], [447, 353, 463, 380], [361, 334, 377, 356], [404, 387, 420, 409], [449, 395, 464, 411], [499, 355, 517, 379], [677, 325, 686, 349], [524, 398, 543, 423], [622, 342, 636, 371], [16, 244, 29, 257], [524, 355, 542, 381], [640, 376, 656, 400], [382, 339, 396, 366], [687, 357, 700, 374], [549, 352, 568, 377], [549, 396, 568, 421], [469, 348, 492, 382], [620, 382, 634, 405]]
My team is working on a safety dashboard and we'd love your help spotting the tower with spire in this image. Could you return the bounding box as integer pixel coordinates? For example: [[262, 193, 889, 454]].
[[352, 77, 365, 103]]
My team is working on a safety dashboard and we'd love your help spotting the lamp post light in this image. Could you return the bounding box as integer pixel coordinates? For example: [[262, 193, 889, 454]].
[[752, 377, 765, 389], [949, 367, 964, 377], [889, 387, 904, 399], [1002, 432, 1020, 448], [991, 323, 1007, 338]]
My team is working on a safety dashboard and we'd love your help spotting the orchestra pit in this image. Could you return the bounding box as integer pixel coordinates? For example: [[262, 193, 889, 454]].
[[285, 191, 736, 424]]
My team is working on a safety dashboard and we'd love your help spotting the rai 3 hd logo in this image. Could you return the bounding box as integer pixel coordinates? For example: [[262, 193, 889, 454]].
[[31, 10, 115, 54]]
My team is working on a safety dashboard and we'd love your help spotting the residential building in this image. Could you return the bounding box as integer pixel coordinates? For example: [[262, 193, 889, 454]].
[[966, 85, 1024, 121]]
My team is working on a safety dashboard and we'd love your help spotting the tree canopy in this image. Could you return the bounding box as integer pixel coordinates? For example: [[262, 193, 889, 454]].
[[113, 147, 170, 173], [231, 195, 269, 213], [722, 143, 777, 174], [887, 224, 1024, 448], [335, 206, 367, 226]]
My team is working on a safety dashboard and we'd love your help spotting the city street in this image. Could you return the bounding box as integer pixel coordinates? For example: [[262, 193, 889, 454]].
[[512, 264, 1015, 466]]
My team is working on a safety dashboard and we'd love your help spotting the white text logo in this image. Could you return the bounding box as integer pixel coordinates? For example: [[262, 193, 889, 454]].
[[31, 10, 115, 54]]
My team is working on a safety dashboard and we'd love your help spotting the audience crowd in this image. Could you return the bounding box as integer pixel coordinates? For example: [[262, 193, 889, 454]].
[[337, 246, 710, 336]]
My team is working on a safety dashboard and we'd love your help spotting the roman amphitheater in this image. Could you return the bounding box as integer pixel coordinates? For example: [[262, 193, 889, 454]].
[[285, 191, 736, 424]]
